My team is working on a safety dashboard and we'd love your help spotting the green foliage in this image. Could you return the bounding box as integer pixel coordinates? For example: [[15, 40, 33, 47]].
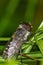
[[0, 22, 43, 65], [0, 0, 43, 65]]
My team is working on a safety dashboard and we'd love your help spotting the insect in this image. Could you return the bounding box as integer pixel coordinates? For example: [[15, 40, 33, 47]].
[[2, 22, 32, 59]]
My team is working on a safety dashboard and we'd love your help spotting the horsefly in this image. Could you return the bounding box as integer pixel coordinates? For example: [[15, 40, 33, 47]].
[[2, 22, 32, 59]]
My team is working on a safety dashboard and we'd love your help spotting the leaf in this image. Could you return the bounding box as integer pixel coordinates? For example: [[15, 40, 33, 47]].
[[0, 37, 10, 41], [36, 39, 43, 55], [0, 58, 21, 65]]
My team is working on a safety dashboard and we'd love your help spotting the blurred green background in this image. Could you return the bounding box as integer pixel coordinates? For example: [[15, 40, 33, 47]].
[[0, 0, 43, 37], [0, 0, 43, 65]]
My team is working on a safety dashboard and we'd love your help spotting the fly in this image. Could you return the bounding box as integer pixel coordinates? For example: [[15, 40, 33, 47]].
[[2, 22, 32, 59]]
